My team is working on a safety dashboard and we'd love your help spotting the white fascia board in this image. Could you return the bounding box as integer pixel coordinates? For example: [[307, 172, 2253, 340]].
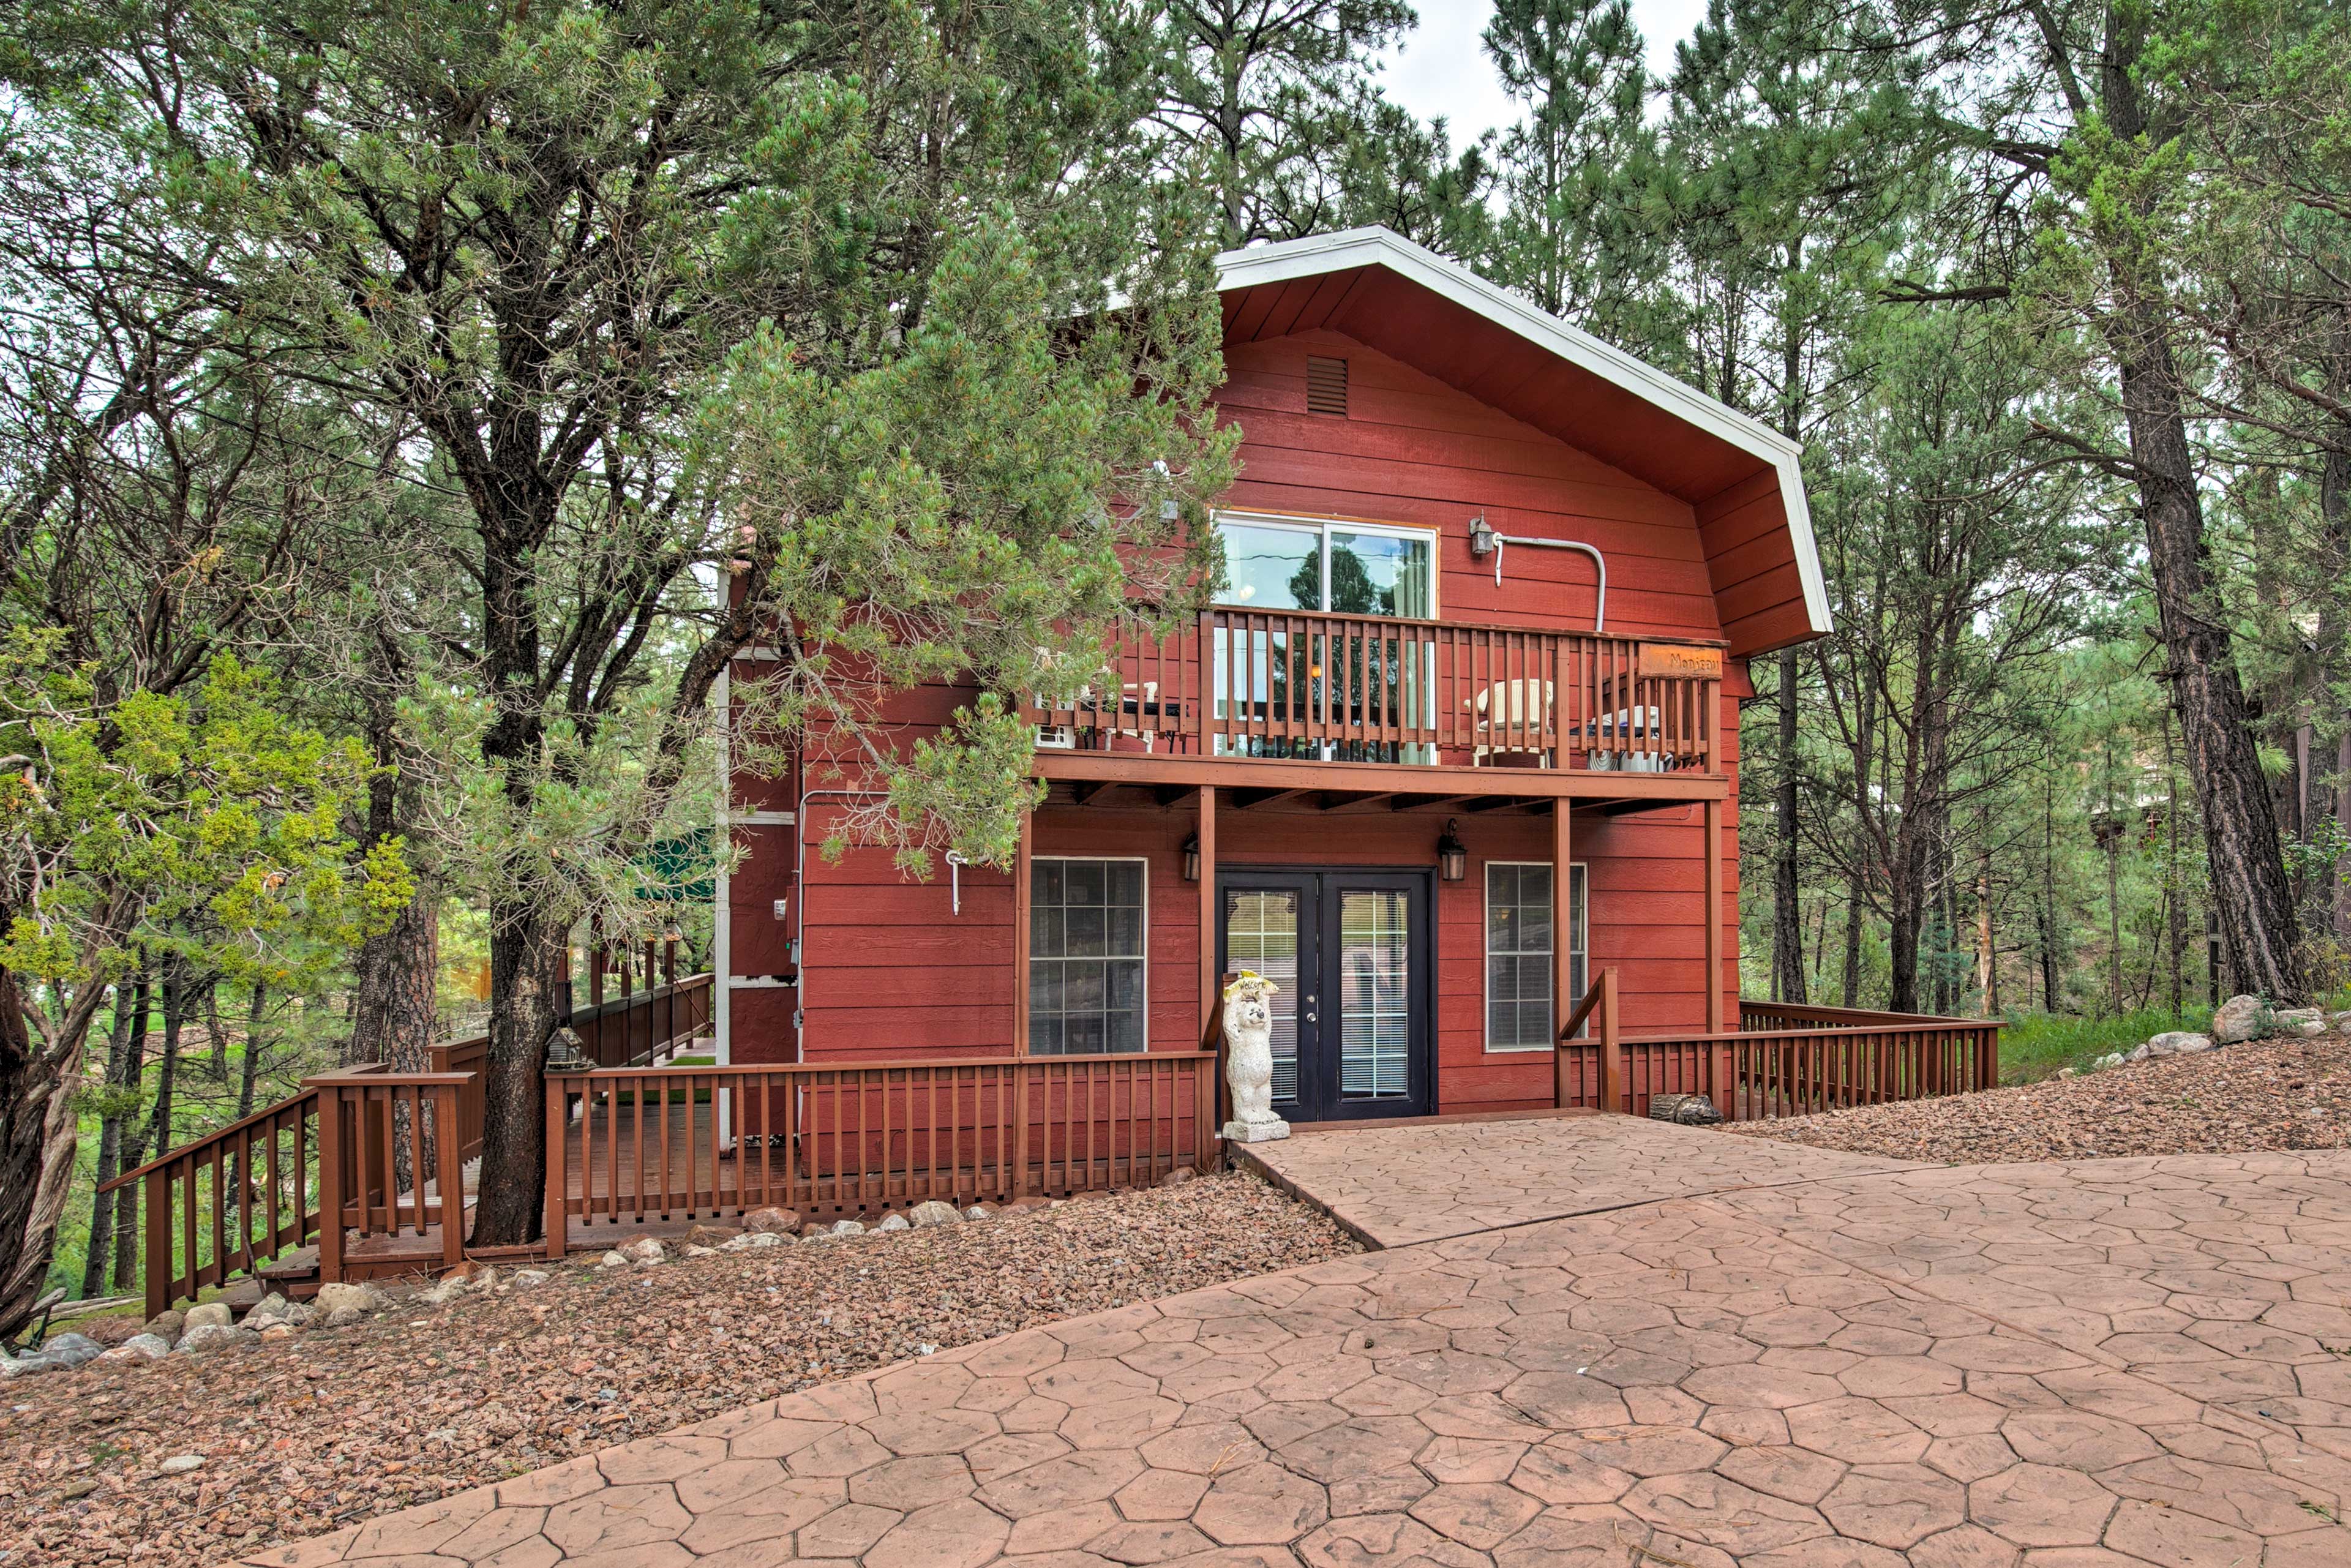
[[1214, 227, 1831, 638]]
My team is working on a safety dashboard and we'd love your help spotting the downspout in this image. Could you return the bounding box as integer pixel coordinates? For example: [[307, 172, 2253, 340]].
[[1466, 514, 1607, 632]]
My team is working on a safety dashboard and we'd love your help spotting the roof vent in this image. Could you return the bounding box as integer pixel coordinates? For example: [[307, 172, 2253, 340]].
[[1306, 355, 1348, 416]]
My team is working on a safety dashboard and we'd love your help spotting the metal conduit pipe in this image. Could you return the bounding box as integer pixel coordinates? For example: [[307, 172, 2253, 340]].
[[1466, 513, 1607, 632]]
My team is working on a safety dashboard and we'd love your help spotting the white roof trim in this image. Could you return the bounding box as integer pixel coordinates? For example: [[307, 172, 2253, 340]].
[[1215, 227, 1831, 639]]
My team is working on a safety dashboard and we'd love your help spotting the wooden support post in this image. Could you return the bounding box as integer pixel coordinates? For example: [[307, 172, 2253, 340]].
[[1552, 799, 1573, 1109], [1013, 808, 1033, 1052], [141, 1167, 171, 1320], [314, 1084, 345, 1284], [1198, 785, 1218, 1037], [1597, 967, 1622, 1114], [437, 1085, 467, 1269], [542, 1073, 569, 1260], [1704, 797, 1725, 1034]]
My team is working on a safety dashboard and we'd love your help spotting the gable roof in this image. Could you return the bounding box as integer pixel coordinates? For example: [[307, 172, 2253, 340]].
[[1213, 227, 1831, 656]]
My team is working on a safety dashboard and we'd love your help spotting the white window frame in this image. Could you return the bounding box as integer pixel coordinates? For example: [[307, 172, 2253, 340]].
[[1026, 855, 1150, 1057], [1483, 860, 1588, 1053], [1211, 509, 1441, 620]]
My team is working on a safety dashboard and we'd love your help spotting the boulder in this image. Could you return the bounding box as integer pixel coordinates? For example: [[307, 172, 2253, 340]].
[[257, 1322, 299, 1341], [686, 1223, 744, 1247], [2331, 1011, 2351, 1032], [80, 1315, 142, 1348], [2273, 1006, 2323, 1028], [182, 1301, 233, 1332], [875, 1213, 910, 1232], [2092, 1052, 2126, 1070], [321, 1305, 371, 1329], [1002, 1197, 1051, 1216], [418, 1277, 471, 1307], [684, 1244, 718, 1258], [176, 1324, 250, 1354], [599, 1251, 631, 1269], [313, 1282, 386, 1316], [143, 1309, 186, 1343], [743, 1207, 802, 1235], [247, 1292, 291, 1324], [0, 1351, 56, 1380], [620, 1236, 667, 1265], [908, 1200, 961, 1228], [116, 1334, 171, 1360], [511, 1269, 552, 1288], [2212, 994, 2270, 1044], [2145, 1031, 2217, 1058], [1160, 1166, 1194, 1187], [831, 1219, 867, 1237], [279, 1302, 318, 1328], [158, 1455, 205, 1476], [0, 1332, 106, 1378], [2055, 1067, 2077, 1079], [962, 1204, 997, 1222]]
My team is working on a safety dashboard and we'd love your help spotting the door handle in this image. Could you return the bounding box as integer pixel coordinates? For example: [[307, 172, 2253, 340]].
[[1302, 994, 1318, 1024]]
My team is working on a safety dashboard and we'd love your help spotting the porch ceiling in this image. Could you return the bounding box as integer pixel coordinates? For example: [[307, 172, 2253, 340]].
[[1031, 751, 1726, 811]]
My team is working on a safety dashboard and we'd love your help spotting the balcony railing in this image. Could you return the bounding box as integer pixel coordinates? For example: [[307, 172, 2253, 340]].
[[1027, 607, 1724, 775]]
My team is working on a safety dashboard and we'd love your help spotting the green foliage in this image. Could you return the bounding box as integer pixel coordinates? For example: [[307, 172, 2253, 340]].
[[2000, 1006, 2216, 1084], [0, 635, 405, 997]]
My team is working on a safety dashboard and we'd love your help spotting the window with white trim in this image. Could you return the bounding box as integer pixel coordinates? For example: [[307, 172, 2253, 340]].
[[1485, 862, 1588, 1051], [1029, 858, 1147, 1055]]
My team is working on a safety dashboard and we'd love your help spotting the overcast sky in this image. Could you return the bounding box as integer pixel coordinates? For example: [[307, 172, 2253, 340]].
[[1378, 1, 1712, 146]]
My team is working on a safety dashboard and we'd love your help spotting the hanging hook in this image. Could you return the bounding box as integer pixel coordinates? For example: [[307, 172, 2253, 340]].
[[945, 850, 969, 915]]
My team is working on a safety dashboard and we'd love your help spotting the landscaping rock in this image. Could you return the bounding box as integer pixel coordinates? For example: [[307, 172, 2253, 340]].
[[114, 1334, 170, 1360], [743, 1206, 801, 1234], [2213, 993, 2270, 1043], [598, 1250, 630, 1269], [907, 1199, 961, 1228], [685, 1223, 743, 1247], [313, 1283, 386, 1316], [182, 1301, 233, 1332], [831, 1218, 866, 1236], [257, 1322, 299, 1341], [511, 1269, 551, 1288], [176, 1324, 250, 1354], [418, 1277, 470, 1308], [279, 1302, 318, 1328], [2273, 1006, 2323, 1029], [247, 1292, 291, 1323], [963, 1202, 997, 1221], [320, 1306, 371, 1329], [157, 1455, 204, 1476], [2134, 1031, 2216, 1062], [620, 1236, 667, 1265], [2093, 1051, 2126, 1070], [1160, 1166, 1194, 1187], [0, 1333, 105, 1378], [719, 1231, 783, 1252], [142, 1309, 185, 1343], [874, 1212, 910, 1232]]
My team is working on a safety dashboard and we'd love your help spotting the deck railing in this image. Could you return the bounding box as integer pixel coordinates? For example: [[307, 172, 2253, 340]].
[[1553, 971, 2001, 1119], [544, 1052, 1220, 1248], [1029, 609, 1723, 773], [102, 975, 718, 1318]]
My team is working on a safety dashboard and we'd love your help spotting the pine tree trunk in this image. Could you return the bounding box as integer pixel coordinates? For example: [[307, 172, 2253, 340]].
[[78, 983, 146, 1298], [1841, 877, 1862, 1007], [0, 964, 82, 1338], [349, 891, 440, 1072], [2101, 23, 2306, 1003], [108, 977, 154, 1291], [1772, 646, 1807, 1003], [469, 909, 564, 1246]]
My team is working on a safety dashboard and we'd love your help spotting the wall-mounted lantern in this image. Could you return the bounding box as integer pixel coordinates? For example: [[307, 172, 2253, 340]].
[[1182, 834, 1201, 883], [1436, 819, 1468, 882]]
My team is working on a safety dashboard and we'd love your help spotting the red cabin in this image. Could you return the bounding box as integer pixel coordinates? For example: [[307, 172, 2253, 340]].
[[714, 226, 1829, 1138]]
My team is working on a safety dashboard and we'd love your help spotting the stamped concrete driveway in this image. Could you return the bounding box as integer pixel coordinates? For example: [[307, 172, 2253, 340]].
[[241, 1117, 2351, 1568]]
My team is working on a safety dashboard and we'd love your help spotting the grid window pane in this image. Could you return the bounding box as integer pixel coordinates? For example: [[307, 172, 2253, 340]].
[[1487, 863, 1586, 1051], [1030, 859, 1147, 1056]]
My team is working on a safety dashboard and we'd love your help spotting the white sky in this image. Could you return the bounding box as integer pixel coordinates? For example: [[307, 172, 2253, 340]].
[[1378, 0, 1714, 146]]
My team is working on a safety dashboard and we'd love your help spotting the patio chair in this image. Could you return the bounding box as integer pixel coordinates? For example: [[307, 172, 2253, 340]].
[[1464, 678, 1555, 767]]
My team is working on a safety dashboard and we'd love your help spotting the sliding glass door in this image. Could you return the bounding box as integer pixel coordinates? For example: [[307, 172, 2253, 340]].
[[1212, 514, 1436, 762]]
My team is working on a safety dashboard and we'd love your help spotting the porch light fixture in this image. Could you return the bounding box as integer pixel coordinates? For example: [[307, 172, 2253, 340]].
[[1182, 834, 1201, 882], [1436, 819, 1468, 882]]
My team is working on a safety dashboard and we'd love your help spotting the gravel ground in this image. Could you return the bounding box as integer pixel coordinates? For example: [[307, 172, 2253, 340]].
[[1727, 1034, 2351, 1163], [0, 1169, 1355, 1568]]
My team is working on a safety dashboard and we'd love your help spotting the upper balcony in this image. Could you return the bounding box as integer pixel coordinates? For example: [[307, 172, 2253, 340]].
[[1023, 606, 1728, 801]]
